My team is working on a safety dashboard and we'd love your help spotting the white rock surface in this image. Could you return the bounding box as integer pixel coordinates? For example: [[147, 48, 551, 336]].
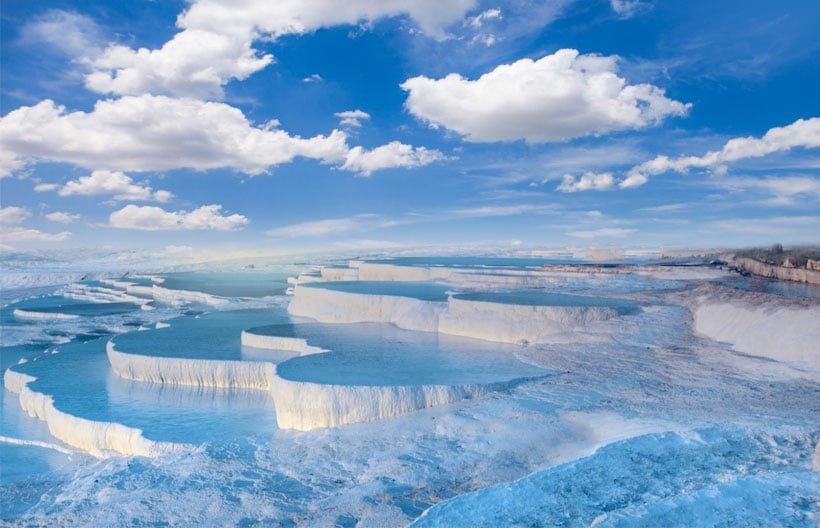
[[689, 285, 820, 368]]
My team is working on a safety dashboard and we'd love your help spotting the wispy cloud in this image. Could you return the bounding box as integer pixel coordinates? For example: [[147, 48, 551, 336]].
[[449, 204, 556, 217], [266, 214, 398, 238], [709, 215, 820, 238], [621, 117, 820, 189], [610, 0, 652, 19], [566, 227, 637, 238], [557, 118, 820, 192], [20, 9, 104, 59], [706, 175, 820, 206]]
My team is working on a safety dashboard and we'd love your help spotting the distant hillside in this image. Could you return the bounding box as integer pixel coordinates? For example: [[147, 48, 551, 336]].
[[734, 245, 820, 269]]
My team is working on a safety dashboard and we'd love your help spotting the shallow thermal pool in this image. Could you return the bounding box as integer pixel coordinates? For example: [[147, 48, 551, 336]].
[[9, 336, 279, 446], [110, 307, 292, 361], [367, 256, 586, 268], [155, 271, 291, 298], [8, 295, 143, 318], [299, 280, 454, 301], [453, 290, 641, 314], [250, 322, 549, 386]]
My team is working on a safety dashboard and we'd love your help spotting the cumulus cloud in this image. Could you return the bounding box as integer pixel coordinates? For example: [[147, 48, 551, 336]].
[[0, 95, 441, 177], [335, 109, 371, 128], [556, 172, 615, 192], [86, 30, 273, 99], [45, 211, 81, 224], [109, 204, 248, 231], [621, 117, 820, 188], [0, 206, 71, 244], [401, 48, 690, 143], [178, 0, 476, 41], [85, 0, 476, 98], [341, 141, 446, 176], [0, 206, 31, 225], [37, 170, 172, 202], [266, 214, 397, 238], [0, 96, 345, 174]]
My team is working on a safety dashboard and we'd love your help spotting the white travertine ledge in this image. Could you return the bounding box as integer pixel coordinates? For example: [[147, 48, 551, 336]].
[[3, 368, 189, 458]]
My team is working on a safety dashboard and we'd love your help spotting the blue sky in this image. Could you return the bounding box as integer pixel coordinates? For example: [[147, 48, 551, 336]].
[[1, 0, 819, 257]]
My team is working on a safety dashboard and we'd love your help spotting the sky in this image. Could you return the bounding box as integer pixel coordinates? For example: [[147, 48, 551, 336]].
[[1, 0, 819, 258]]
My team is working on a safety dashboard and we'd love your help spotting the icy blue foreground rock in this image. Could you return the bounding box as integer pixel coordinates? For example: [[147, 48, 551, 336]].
[[412, 428, 820, 527]]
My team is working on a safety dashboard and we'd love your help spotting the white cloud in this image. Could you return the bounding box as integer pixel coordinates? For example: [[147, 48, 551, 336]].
[[464, 8, 502, 45], [302, 74, 324, 83], [39, 170, 172, 202], [0, 150, 25, 178], [0, 95, 440, 177], [20, 10, 103, 58], [0, 207, 72, 244], [45, 211, 81, 224], [610, 0, 650, 19], [85, 0, 477, 98], [0, 228, 72, 244], [341, 141, 445, 176], [709, 175, 820, 206], [450, 204, 553, 217], [567, 227, 637, 238], [267, 214, 397, 238], [109, 204, 248, 231], [640, 203, 687, 213], [178, 0, 477, 40], [0, 206, 31, 225], [710, 215, 820, 238], [556, 172, 615, 192], [335, 109, 371, 128], [466, 8, 502, 28], [401, 48, 690, 143], [86, 30, 273, 99], [621, 117, 820, 188], [0, 96, 346, 174]]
